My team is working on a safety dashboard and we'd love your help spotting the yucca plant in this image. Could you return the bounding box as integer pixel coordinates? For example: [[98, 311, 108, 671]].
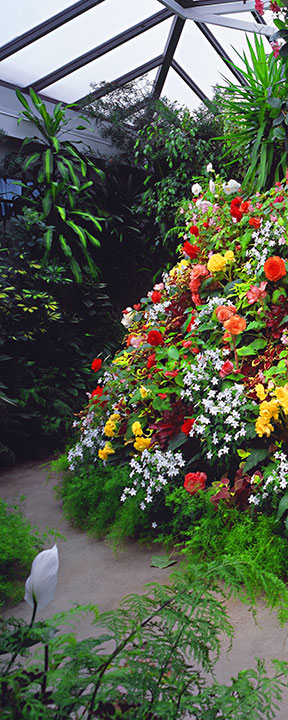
[[218, 34, 288, 191]]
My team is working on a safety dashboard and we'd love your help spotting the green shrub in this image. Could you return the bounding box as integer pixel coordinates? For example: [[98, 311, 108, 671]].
[[0, 499, 42, 606], [175, 492, 288, 579]]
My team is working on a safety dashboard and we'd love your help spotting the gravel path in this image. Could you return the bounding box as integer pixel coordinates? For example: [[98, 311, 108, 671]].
[[1, 460, 288, 717]]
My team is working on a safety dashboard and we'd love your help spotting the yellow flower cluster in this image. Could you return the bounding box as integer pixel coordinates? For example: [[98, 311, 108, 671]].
[[140, 386, 150, 399], [134, 436, 151, 452], [132, 421, 143, 436], [255, 383, 288, 437], [207, 250, 234, 273], [104, 413, 121, 438], [98, 442, 115, 460]]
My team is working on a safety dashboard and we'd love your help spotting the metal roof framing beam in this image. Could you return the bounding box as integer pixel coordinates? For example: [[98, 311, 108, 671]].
[[153, 15, 185, 98], [171, 59, 209, 105], [77, 55, 164, 104], [158, 0, 274, 36], [28, 9, 173, 93], [0, 0, 106, 62], [195, 22, 246, 86]]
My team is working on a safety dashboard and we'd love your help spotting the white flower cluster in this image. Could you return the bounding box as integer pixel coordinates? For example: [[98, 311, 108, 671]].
[[190, 384, 247, 464], [145, 300, 171, 323], [181, 348, 224, 402], [120, 449, 185, 510], [244, 221, 284, 275], [249, 452, 288, 506], [67, 420, 105, 470]]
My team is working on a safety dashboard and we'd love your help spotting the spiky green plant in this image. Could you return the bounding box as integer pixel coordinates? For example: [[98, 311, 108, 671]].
[[218, 34, 288, 191]]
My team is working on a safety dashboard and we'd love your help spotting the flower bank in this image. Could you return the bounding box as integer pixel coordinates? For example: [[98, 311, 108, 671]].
[[62, 174, 288, 555]]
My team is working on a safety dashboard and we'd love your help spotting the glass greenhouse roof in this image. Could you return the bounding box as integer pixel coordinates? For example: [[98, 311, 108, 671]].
[[0, 0, 276, 112]]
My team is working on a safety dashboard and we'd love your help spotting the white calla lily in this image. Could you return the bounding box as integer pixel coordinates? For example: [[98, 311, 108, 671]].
[[25, 544, 59, 611]]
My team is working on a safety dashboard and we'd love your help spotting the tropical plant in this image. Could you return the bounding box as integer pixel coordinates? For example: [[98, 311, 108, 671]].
[[12, 89, 105, 282], [1, 557, 288, 718], [218, 34, 288, 191]]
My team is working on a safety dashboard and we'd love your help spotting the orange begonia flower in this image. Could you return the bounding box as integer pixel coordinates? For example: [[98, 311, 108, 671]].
[[264, 256, 286, 282], [223, 315, 247, 335]]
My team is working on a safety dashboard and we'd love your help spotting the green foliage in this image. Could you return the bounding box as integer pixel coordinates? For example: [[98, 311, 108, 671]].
[[177, 492, 288, 579], [218, 34, 288, 191], [1, 558, 288, 718], [133, 97, 231, 246], [57, 461, 153, 543], [0, 499, 42, 606], [0, 211, 123, 463]]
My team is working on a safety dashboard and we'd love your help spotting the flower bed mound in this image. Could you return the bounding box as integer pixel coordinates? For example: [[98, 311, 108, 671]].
[[59, 173, 288, 566]]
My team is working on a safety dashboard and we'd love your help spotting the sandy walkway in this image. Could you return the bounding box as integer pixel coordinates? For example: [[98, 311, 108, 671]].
[[1, 460, 288, 717]]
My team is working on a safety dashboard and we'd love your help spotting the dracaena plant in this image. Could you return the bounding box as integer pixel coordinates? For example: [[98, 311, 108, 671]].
[[13, 89, 105, 282], [218, 34, 288, 191]]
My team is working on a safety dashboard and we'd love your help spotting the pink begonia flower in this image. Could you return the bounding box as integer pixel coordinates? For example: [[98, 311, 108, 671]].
[[154, 282, 164, 291], [255, 0, 264, 15], [196, 199, 212, 213], [246, 282, 267, 305], [270, 215, 277, 222], [129, 335, 144, 348], [180, 207, 184, 214], [219, 360, 234, 378]]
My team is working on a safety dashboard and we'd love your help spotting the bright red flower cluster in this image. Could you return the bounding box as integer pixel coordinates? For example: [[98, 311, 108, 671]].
[[230, 196, 243, 223], [182, 240, 201, 259], [91, 358, 102, 372], [147, 330, 164, 346], [151, 291, 162, 304], [184, 472, 207, 495], [181, 418, 195, 435]]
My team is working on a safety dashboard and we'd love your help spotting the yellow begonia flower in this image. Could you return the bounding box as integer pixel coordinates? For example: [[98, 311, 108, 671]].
[[274, 386, 288, 414], [132, 421, 143, 436], [104, 421, 116, 437], [98, 443, 115, 460], [110, 413, 121, 422], [224, 250, 234, 261], [140, 386, 150, 399], [255, 383, 266, 401], [207, 253, 227, 273], [134, 437, 151, 452], [104, 413, 121, 437], [259, 400, 279, 422], [255, 417, 274, 438]]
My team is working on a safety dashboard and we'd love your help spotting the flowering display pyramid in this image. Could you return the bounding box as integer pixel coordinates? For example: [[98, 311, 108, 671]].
[[67, 172, 288, 535]]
